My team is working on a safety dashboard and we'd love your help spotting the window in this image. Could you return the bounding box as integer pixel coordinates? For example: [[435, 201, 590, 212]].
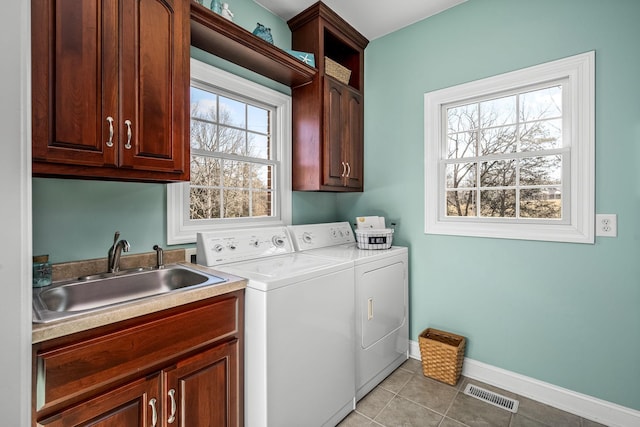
[[424, 52, 594, 243], [167, 59, 291, 244]]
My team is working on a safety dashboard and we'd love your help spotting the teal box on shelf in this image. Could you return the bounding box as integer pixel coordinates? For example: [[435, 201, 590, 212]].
[[285, 49, 315, 67]]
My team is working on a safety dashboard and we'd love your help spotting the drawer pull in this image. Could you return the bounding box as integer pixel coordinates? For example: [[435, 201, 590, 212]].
[[168, 388, 177, 423], [124, 119, 133, 149], [106, 116, 114, 147], [149, 397, 158, 427]]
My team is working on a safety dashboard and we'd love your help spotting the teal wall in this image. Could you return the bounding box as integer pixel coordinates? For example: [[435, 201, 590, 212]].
[[31, 0, 640, 412], [32, 0, 338, 262], [338, 0, 640, 410]]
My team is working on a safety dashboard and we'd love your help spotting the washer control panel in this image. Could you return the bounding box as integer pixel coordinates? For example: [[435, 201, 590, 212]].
[[288, 222, 355, 251], [197, 227, 292, 266]]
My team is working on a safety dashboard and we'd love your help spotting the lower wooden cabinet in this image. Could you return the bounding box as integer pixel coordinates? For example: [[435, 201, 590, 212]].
[[36, 375, 161, 427], [32, 291, 244, 427], [165, 340, 239, 427]]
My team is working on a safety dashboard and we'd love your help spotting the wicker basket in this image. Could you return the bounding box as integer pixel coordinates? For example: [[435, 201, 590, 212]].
[[325, 57, 351, 85], [419, 328, 466, 385]]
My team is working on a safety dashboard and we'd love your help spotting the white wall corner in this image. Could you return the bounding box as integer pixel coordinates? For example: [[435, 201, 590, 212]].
[[409, 340, 640, 427]]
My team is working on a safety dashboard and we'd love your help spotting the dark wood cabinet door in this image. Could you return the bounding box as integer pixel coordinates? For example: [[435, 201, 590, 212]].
[[36, 374, 161, 427], [31, 0, 189, 181], [344, 87, 363, 190], [31, 0, 118, 167], [119, 0, 189, 176], [323, 77, 364, 190], [324, 77, 347, 188], [164, 339, 241, 427]]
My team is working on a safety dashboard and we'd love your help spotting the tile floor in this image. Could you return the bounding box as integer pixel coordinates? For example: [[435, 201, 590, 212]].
[[337, 358, 607, 427]]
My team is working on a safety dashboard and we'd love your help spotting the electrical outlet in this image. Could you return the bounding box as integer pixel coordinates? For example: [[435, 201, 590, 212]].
[[596, 214, 617, 237], [185, 247, 197, 262]]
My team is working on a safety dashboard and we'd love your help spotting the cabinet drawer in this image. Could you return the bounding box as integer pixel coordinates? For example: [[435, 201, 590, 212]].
[[35, 295, 239, 412]]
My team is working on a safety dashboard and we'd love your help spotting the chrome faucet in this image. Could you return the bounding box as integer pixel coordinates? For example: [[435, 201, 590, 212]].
[[153, 245, 164, 269], [108, 231, 130, 273]]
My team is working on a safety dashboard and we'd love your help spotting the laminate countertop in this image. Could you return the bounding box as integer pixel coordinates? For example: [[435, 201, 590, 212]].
[[32, 262, 247, 344]]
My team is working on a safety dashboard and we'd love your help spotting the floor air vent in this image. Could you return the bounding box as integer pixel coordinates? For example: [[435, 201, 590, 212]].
[[463, 384, 519, 413]]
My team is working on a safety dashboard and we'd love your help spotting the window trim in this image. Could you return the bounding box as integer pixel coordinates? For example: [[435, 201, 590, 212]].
[[167, 58, 292, 244], [424, 51, 595, 243]]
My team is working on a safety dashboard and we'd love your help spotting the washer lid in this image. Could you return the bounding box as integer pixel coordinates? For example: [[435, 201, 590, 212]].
[[217, 253, 352, 291]]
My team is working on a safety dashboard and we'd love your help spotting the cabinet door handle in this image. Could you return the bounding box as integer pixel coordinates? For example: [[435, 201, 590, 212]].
[[167, 388, 177, 423], [346, 162, 351, 178], [106, 116, 114, 147], [149, 397, 158, 427], [341, 161, 346, 177], [124, 119, 133, 149], [368, 297, 374, 320]]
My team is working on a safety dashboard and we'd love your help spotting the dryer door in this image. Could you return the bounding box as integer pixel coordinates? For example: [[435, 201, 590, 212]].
[[358, 260, 407, 348]]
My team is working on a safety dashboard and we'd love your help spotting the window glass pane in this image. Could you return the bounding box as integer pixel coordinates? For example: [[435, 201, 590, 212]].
[[446, 162, 476, 188], [480, 94, 516, 127], [480, 190, 516, 217], [190, 187, 220, 220], [219, 96, 246, 128], [520, 188, 562, 219], [224, 189, 250, 217], [190, 156, 220, 187], [190, 87, 217, 121], [480, 159, 516, 187], [446, 190, 476, 216], [190, 120, 217, 151], [223, 160, 251, 189], [519, 85, 562, 121], [447, 132, 476, 159], [252, 164, 272, 190], [520, 155, 562, 185], [248, 105, 269, 134], [252, 191, 272, 217], [248, 133, 269, 159], [480, 125, 517, 155], [520, 119, 562, 151], [218, 126, 246, 155], [447, 104, 478, 133]]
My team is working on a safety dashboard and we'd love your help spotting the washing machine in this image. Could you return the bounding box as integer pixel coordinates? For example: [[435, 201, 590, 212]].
[[288, 222, 409, 400], [197, 226, 355, 427]]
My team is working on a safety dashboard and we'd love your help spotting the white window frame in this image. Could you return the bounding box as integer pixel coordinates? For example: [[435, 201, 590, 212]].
[[424, 51, 594, 243], [167, 58, 292, 244]]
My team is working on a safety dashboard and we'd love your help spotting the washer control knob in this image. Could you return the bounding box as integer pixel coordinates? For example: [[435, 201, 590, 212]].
[[302, 232, 313, 244], [251, 239, 260, 248], [229, 243, 237, 250], [214, 244, 224, 253], [272, 236, 285, 248]]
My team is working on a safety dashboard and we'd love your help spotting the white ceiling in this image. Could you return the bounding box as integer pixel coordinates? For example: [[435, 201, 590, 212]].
[[254, 0, 467, 40]]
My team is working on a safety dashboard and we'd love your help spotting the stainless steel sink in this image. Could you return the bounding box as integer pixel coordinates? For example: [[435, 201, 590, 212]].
[[33, 264, 227, 323]]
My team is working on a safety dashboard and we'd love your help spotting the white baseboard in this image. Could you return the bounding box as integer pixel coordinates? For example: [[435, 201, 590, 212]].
[[409, 340, 640, 427]]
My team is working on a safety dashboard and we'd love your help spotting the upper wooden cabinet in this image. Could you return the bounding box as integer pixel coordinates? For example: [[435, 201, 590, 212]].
[[288, 2, 369, 192], [31, 0, 190, 182]]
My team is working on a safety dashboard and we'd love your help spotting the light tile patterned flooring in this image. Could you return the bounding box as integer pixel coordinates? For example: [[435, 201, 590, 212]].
[[337, 358, 607, 427]]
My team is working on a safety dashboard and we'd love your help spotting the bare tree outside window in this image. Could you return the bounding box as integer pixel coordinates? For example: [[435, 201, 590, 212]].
[[189, 87, 274, 220], [445, 85, 563, 219]]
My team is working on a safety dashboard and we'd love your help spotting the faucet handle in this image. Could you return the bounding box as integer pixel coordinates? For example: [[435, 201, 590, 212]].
[[153, 245, 164, 269]]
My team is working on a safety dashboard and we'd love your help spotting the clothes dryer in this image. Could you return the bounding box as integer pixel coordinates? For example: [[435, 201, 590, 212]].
[[288, 222, 409, 400], [197, 226, 355, 427]]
